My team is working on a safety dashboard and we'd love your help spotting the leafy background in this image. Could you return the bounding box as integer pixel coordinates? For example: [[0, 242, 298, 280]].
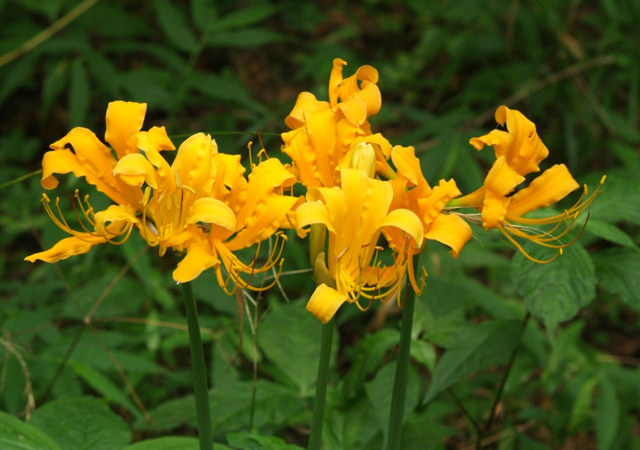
[[1, 0, 639, 449]]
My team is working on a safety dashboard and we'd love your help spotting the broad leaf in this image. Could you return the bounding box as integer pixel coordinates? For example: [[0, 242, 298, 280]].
[[593, 248, 640, 310], [30, 397, 131, 450], [425, 320, 524, 403], [585, 219, 637, 249], [512, 243, 596, 331], [0, 411, 63, 450], [226, 432, 304, 450]]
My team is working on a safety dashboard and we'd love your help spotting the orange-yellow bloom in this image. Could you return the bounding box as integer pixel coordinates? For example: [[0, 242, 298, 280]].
[[281, 58, 395, 188], [452, 106, 605, 263], [26, 102, 300, 290], [295, 168, 424, 323]]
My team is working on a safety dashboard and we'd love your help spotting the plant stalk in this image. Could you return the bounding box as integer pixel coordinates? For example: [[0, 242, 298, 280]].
[[307, 318, 335, 450], [182, 282, 214, 450], [385, 253, 420, 450]]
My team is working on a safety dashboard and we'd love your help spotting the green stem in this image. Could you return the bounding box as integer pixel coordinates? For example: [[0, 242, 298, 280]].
[[386, 253, 420, 450], [182, 282, 214, 450], [307, 318, 335, 450]]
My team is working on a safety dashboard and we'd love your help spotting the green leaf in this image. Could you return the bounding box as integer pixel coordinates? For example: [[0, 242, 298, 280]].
[[215, 5, 278, 30], [0, 411, 64, 450], [191, 0, 217, 32], [123, 437, 212, 450], [30, 397, 131, 450], [593, 248, 640, 310], [68, 59, 90, 127], [68, 360, 143, 420], [569, 374, 598, 432], [511, 243, 596, 331], [596, 374, 620, 450], [41, 59, 68, 119], [585, 219, 637, 248], [0, 52, 38, 107], [153, 0, 197, 52], [409, 339, 436, 371], [588, 176, 640, 225], [517, 432, 553, 450], [85, 52, 121, 97], [259, 299, 334, 394], [425, 320, 524, 403], [226, 432, 304, 450], [208, 29, 285, 48]]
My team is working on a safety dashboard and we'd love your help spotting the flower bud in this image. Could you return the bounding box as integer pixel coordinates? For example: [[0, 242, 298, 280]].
[[350, 142, 376, 178]]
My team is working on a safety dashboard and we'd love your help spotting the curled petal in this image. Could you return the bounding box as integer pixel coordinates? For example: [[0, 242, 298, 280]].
[[172, 133, 216, 195], [105, 101, 147, 158], [307, 283, 349, 324], [295, 201, 335, 238], [284, 92, 330, 129], [135, 126, 175, 152], [482, 191, 511, 229], [469, 129, 513, 161], [212, 153, 248, 213], [380, 208, 424, 248], [425, 214, 472, 258], [329, 58, 347, 107], [508, 164, 580, 217], [173, 239, 219, 284], [495, 106, 549, 176], [418, 178, 463, 225], [94, 204, 139, 235], [25, 234, 106, 263], [113, 153, 159, 189], [337, 96, 368, 126], [187, 197, 236, 232], [483, 156, 525, 196]]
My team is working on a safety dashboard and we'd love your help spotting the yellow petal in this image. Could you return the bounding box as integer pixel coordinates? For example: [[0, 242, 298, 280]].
[[173, 239, 219, 284], [507, 164, 580, 217], [425, 214, 472, 258], [113, 153, 159, 189], [93, 205, 139, 235], [338, 65, 379, 103], [469, 129, 513, 161], [306, 283, 349, 324], [135, 126, 175, 152], [337, 95, 368, 126], [418, 178, 463, 225], [25, 234, 106, 263], [187, 197, 236, 232], [295, 200, 335, 238], [105, 101, 147, 158], [329, 58, 347, 107], [284, 92, 330, 129], [380, 208, 425, 248], [495, 106, 549, 176], [481, 191, 511, 229], [227, 194, 301, 251], [483, 156, 525, 196], [172, 133, 216, 195], [212, 153, 248, 213]]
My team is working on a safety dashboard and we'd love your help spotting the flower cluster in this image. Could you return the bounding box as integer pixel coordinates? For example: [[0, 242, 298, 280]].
[[27, 59, 602, 322], [26, 102, 300, 293]]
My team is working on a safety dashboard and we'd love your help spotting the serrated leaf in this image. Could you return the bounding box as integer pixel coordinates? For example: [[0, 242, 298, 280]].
[[593, 248, 640, 309], [226, 432, 304, 450], [30, 397, 131, 450], [0, 411, 64, 450], [425, 320, 524, 403], [585, 219, 637, 248], [153, 0, 197, 52], [596, 374, 620, 450], [68, 60, 90, 127], [512, 243, 596, 331]]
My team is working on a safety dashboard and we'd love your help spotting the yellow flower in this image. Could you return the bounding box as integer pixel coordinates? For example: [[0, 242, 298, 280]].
[[452, 106, 605, 263], [27, 102, 300, 291], [295, 167, 424, 323], [385, 145, 472, 291], [281, 58, 395, 188]]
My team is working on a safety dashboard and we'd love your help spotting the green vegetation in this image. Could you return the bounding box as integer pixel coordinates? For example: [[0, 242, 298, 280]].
[[1, 0, 639, 449]]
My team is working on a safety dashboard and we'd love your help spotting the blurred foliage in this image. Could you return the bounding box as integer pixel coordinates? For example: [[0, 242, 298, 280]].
[[1, 0, 639, 449]]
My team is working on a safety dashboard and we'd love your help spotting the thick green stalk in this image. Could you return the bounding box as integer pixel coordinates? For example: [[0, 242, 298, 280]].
[[386, 253, 420, 450], [307, 318, 335, 450], [182, 282, 214, 450]]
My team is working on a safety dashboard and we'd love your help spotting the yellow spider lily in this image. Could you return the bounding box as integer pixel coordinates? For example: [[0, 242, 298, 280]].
[[295, 167, 424, 323], [26, 102, 300, 291], [281, 58, 395, 188], [451, 106, 605, 263], [385, 145, 472, 292]]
